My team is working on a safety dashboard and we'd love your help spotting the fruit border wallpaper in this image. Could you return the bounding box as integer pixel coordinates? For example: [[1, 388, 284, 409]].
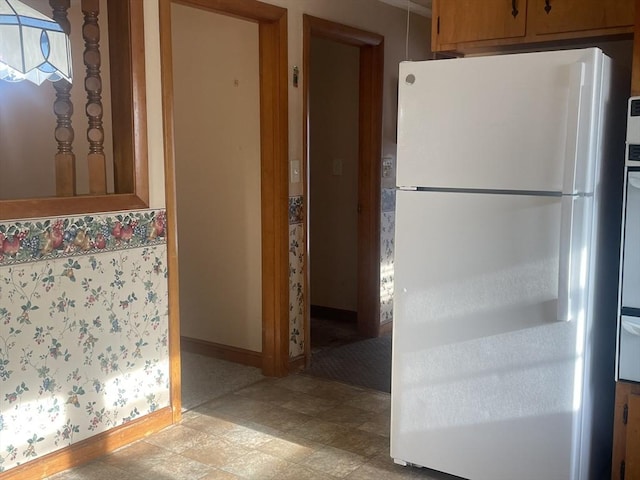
[[0, 196, 391, 472], [0, 210, 167, 266], [0, 210, 170, 473]]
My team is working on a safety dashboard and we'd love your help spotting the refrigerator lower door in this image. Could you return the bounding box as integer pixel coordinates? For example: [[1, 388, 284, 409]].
[[391, 190, 588, 480]]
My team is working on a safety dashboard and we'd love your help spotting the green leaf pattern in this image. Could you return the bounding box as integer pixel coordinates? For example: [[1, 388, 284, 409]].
[[0, 211, 169, 473], [1, 201, 312, 474], [288, 199, 304, 357]]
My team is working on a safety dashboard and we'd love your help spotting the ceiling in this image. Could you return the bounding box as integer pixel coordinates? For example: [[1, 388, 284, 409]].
[[377, 0, 432, 17]]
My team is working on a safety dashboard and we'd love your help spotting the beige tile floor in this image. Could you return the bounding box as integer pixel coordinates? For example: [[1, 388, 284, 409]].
[[45, 373, 456, 480]]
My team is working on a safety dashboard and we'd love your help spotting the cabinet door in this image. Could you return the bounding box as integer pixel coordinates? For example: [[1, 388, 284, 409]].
[[628, 394, 640, 480], [530, 0, 634, 35], [433, 0, 526, 48]]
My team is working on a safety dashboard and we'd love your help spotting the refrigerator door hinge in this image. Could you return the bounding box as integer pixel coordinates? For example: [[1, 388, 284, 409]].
[[437, 16, 440, 34], [620, 460, 625, 480], [623, 403, 628, 425]]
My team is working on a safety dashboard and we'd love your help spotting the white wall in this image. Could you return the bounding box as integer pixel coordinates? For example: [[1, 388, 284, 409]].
[[171, 3, 263, 352]]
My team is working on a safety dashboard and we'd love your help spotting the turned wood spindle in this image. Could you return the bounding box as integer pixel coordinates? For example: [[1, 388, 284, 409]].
[[82, 0, 106, 195], [50, 0, 76, 197]]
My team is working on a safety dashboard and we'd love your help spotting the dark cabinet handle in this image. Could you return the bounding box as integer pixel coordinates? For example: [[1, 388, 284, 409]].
[[544, 0, 552, 14], [512, 0, 519, 18]]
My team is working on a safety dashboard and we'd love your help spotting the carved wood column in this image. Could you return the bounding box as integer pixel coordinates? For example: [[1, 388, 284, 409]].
[[82, 0, 107, 195], [50, 0, 76, 197]]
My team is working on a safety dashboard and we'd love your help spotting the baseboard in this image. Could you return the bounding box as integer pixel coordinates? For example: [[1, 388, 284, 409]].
[[310, 305, 357, 322], [289, 354, 306, 372], [380, 320, 393, 336], [0, 407, 173, 480], [181, 336, 262, 369]]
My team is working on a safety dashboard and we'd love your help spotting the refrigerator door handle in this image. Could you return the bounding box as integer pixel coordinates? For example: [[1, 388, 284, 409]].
[[562, 62, 586, 195], [557, 195, 589, 322]]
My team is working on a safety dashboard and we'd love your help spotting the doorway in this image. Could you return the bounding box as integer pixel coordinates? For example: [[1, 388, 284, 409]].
[[308, 36, 361, 356], [303, 16, 384, 366], [159, 0, 289, 417]]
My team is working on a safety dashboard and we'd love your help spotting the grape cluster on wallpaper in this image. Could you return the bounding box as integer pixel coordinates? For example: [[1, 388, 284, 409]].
[[0, 210, 170, 473], [0, 195, 390, 472]]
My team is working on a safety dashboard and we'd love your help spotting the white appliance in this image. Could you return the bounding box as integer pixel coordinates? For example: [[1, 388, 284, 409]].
[[391, 48, 626, 480], [617, 97, 640, 383]]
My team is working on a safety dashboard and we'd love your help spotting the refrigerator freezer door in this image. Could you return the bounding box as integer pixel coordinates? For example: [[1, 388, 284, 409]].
[[391, 190, 586, 480], [396, 48, 602, 193]]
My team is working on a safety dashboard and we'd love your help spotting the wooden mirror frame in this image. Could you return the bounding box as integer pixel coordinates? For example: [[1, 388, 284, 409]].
[[0, 0, 148, 221]]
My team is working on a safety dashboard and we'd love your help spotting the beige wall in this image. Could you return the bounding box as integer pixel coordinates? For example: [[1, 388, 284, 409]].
[[0, 0, 113, 200], [309, 37, 359, 311], [140, 0, 432, 351], [0, 4, 429, 468], [265, 0, 432, 196], [143, 1, 166, 210], [171, 3, 263, 352], [144, 0, 431, 205]]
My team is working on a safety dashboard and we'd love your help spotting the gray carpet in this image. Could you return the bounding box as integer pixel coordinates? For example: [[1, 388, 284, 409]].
[[304, 336, 392, 393]]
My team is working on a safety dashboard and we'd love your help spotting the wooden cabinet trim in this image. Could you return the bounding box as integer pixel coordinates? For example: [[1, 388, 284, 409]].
[[612, 383, 640, 480], [528, 0, 635, 36], [432, 0, 634, 53], [433, 0, 527, 49], [626, 394, 640, 480]]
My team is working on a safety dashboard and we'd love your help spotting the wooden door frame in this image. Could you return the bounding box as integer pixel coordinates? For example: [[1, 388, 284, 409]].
[[159, 0, 290, 419], [302, 15, 384, 360]]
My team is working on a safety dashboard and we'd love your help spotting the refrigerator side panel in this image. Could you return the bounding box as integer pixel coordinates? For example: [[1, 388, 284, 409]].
[[390, 190, 583, 480], [576, 53, 624, 480], [396, 48, 601, 193]]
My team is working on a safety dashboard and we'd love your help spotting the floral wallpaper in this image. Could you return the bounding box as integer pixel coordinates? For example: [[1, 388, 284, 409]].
[[287, 191, 397, 351], [381, 189, 396, 324], [0, 210, 169, 474], [0, 192, 394, 473], [288, 196, 304, 358], [288, 196, 303, 227]]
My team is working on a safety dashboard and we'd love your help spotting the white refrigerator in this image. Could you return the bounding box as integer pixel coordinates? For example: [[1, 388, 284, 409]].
[[390, 48, 626, 480]]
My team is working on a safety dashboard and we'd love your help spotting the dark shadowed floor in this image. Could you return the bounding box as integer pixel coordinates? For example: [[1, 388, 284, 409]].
[[305, 317, 392, 393]]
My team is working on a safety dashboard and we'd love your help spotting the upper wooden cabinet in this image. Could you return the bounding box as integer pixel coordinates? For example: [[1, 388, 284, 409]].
[[435, 0, 526, 45], [531, 0, 634, 35], [432, 0, 635, 53], [613, 384, 640, 480]]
